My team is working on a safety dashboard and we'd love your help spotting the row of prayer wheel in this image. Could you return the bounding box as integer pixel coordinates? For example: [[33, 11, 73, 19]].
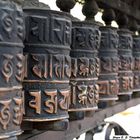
[[0, 0, 140, 139]]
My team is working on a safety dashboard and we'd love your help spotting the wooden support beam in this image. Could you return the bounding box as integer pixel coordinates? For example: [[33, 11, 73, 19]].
[[96, 0, 140, 21], [19, 98, 140, 140]]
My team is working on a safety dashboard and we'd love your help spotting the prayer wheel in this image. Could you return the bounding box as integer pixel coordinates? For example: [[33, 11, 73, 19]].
[[0, 0, 25, 139], [118, 29, 133, 97], [133, 35, 140, 94], [23, 8, 71, 130], [69, 21, 100, 118], [98, 27, 119, 101]]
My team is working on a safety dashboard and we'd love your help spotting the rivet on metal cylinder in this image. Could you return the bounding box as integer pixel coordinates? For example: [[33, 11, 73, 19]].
[[68, 0, 100, 120], [116, 13, 133, 101], [0, 0, 25, 139], [23, 0, 72, 131], [98, 9, 119, 103]]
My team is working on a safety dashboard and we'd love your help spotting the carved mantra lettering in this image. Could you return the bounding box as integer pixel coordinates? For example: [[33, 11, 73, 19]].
[[16, 54, 24, 82], [70, 83, 99, 106], [133, 57, 140, 89], [100, 57, 118, 73], [29, 89, 70, 114], [0, 9, 24, 41], [70, 82, 77, 105], [26, 54, 71, 79], [98, 80, 118, 95], [2, 54, 13, 83], [59, 90, 70, 110], [71, 57, 99, 78], [121, 76, 133, 91], [0, 100, 11, 130], [119, 35, 133, 49], [13, 97, 23, 125], [101, 32, 118, 49], [0, 93, 24, 130], [26, 16, 71, 45], [79, 58, 89, 77], [134, 58, 140, 70], [2, 10, 14, 40], [72, 28, 100, 50], [88, 85, 99, 104], [134, 75, 139, 88], [1, 54, 24, 83], [119, 56, 133, 70], [29, 91, 41, 114], [45, 90, 57, 114], [16, 10, 24, 40], [77, 84, 88, 105]]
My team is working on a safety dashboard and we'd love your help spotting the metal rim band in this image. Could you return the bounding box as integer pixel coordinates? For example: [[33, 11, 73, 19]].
[[23, 116, 68, 122]]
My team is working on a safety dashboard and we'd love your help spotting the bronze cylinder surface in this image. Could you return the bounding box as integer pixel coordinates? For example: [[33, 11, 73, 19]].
[[98, 26, 119, 101], [0, 0, 25, 139], [133, 35, 140, 92], [23, 9, 71, 124], [118, 29, 133, 95], [69, 21, 100, 112]]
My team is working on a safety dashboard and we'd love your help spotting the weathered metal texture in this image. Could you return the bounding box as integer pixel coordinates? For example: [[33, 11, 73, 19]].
[[133, 35, 140, 92], [69, 21, 100, 113], [23, 0, 50, 9], [23, 0, 39, 8], [23, 8, 72, 129], [98, 27, 119, 101], [0, 0, 25, 139], [118, 29, 133, 95]]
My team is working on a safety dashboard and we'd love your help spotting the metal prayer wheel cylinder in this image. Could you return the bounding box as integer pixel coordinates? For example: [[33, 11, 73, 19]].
[[98, 27, 119, 101], [118, 29, 133, 95], [133, 35, 140, 92], [23, 8, 71, 129], [0, 0, 24, 139], [69, 21, 100, 113]]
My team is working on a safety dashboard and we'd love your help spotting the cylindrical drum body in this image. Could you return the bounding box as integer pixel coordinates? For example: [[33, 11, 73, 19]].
[[118, 29, 133, 95], [98, 27, 119, 101], [69, 21, 100, 112], [23, 9, 71, 124], [0, 0, 25, 139], [133, 35, 140, 92]]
